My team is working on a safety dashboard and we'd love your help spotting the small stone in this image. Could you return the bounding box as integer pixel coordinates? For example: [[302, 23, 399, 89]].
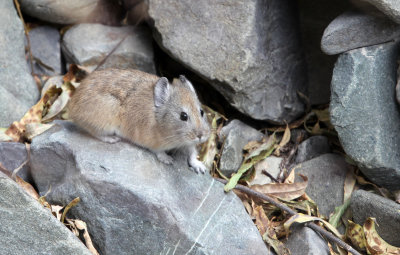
[[321, 11, 400, 55], [62, 24, 155, 73], [28, 26, 62, 76], [294, 154, 350, 217], [285, 225, 330, 255], [295, 136, 331, 164], [351, 189, 400, 246], [19, 0, 124, 25], [219, 120, 264, 177], [249, 156, 282, 186], [0, 172, 92, 254], [330, 41, 400, 190]]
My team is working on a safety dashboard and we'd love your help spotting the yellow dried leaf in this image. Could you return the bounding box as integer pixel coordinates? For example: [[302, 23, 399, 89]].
[[345, 220, 366, 252], [61, 197, 81, 223], [253, 205, 270, 235], [364, 217, 400, 255]]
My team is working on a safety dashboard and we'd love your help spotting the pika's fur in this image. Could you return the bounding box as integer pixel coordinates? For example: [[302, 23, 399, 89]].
[[68, 69, 210, 173]]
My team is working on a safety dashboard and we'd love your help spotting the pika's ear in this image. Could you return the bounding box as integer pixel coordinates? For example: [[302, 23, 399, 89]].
[[179, 75, 195, 93], [154, 77, 170, 107]]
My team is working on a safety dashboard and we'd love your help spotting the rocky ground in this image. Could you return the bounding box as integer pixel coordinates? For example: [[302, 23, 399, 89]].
[[0, 0, 399, 254]]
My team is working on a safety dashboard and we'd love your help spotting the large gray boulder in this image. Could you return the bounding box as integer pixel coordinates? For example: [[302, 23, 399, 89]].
[[285, 225, 330, 255], [0, 0, 39, 127], [148, 0, 307, 124], [330, 41, 400, 191], [62, 24, 156, 73], [321, 11, 400, 55], [0, 172, 92, 255], [19, 0, 123, 25], [30, 121, 270, 255]]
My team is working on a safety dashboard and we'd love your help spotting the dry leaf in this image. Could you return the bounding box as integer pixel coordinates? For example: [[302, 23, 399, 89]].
[[345, 220, 367, 252], [0, 162, 39, 199], [251, 175, 308, 200], [74, 219, 100, 255], [275, 124, 291, 156], [364, 217, 400, 255], [61, 197, 81, 223]]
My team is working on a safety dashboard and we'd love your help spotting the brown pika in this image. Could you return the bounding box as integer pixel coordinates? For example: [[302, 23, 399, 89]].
[[68, 68, 210, 174]]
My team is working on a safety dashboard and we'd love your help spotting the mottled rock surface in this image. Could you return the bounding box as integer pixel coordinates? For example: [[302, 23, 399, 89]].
[[294, 154, 350, 217], [0, 0, 39, 127], [330, 41, 400, 190], [30, 121, 270, 255], [62, 24, 155, 73], [351, 190, 400, 246], [148, 0, 307, 123], [0, 172, 92, 255], [219, 120, 264, 177], [321, 11, 400, 55], [28, 26, 62, 75]]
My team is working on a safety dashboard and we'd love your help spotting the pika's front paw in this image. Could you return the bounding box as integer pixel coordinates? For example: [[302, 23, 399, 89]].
[[189, 158, 207, 174], [156, 152, 174, 165]]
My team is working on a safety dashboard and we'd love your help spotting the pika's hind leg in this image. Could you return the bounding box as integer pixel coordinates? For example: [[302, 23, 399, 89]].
[[155, 151, 174, 165]]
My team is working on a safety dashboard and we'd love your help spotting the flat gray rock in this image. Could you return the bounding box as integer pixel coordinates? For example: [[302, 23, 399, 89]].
[[19, 0, 123, 25], [219, 120, 264, 177], [294, 154, 350, 217], [351, 189, 400, 246], [0, 172, 92, 255], [62, 24, 155, 73], [285, 225, 330, 255], [28, 26, 62, 76], [30, 121, 270, 255], [330, 41, 400, 191], [148, 0, 307, 124], [321, 11, 400, 55], [0, 142, 31, 182], [351, 0, 400, 24], [295, 136, 331, 164], [0, 0, 39, 127]]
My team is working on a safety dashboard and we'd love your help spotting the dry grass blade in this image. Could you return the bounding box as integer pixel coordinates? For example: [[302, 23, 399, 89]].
[[61, 197, 81, 223]]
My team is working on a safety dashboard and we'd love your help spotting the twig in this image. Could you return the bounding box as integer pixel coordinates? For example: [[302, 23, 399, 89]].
[[215, 178, 362, 255], [13, 0, 34, 76], [261, 169, 279, 183]]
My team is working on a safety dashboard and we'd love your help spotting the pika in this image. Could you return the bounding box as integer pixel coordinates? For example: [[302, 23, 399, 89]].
[[68, 69, 210, 174]]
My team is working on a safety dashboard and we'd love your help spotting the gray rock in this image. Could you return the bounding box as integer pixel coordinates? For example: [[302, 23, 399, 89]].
[[351, 0, 400, 24], [0, 171, 92, 255], [295, 136, 331, 164], [321, 11, 400, 55], [30, 121, 270, 255], [0, 0, 39, 127], [28, 26, 62, 76], [330, 41, 400, 190], [19, 0, 123, 25], [351, 189, 400, 246], [298, 0, 352, 105], [62, 24, 155, 73], [148, 0, 307, 124], [0, 142, 31, 182], [294, 154, 350, 217], [219, 120, 264, 177], [285, 225, 330, 255]]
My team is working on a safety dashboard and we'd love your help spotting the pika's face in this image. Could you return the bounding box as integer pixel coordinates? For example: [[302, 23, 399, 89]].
[[154, 76, 210, 148]]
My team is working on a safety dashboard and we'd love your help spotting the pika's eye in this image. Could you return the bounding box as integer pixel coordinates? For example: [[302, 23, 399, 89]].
[[180, 112, 188, 121], [200, 109, 204, 117]]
